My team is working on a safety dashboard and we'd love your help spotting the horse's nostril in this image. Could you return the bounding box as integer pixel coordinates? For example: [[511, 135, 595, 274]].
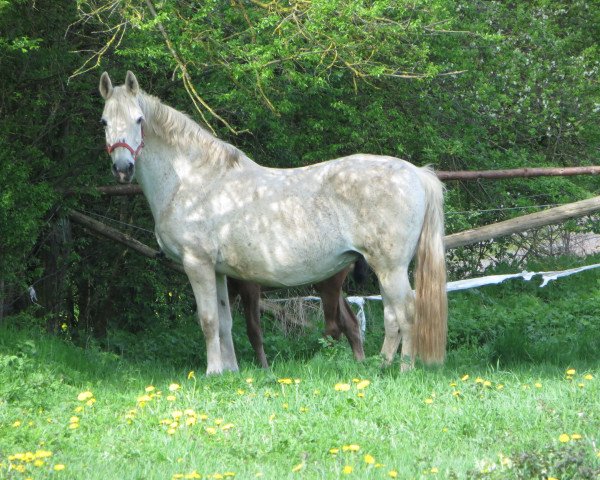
[[127, 163, 134, 174]]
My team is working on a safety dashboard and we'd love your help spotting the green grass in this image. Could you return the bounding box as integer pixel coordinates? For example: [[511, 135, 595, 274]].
[[1, 258, 599, 479]]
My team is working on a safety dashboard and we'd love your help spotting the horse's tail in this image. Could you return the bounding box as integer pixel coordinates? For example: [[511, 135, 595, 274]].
[[412, 166, 447, 364]]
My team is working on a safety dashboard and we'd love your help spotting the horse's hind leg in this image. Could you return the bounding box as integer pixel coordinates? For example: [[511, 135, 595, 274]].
[[316, 268, 365, 361], [240, 281, 269, 368], [377, 267, 415, 372]]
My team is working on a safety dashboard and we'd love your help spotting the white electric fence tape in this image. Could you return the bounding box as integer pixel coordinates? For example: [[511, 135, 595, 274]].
[[265, 263, 600, 337]]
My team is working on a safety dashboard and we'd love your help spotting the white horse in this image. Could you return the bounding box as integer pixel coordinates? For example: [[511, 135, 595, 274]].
[[99, 71, 448, 374]]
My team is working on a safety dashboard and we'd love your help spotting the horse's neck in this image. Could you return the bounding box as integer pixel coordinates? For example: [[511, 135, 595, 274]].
[[135, 137, 190, 221], [135, 133, 256, 221]]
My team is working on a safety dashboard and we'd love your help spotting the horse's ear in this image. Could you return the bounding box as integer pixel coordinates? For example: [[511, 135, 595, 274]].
[[99, 72, 113, 100], [125, 70, 139, 95]]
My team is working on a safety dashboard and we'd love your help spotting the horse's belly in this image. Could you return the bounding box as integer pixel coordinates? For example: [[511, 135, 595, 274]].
[[216, 243, 357, 287]]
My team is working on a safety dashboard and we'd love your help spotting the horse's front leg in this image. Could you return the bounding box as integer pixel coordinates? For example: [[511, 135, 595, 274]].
[[216, 273, 239, 372], [184, 259, 225, 375]]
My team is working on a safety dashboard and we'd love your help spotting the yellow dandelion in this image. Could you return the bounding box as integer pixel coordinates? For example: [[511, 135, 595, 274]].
[[335, 383, 351, 392], [548, 477, 558, 480], [475, 377, 484, 384], [583, 374, 593, 380], [294, 378, 301, 384], [185, 417, 197, 426], [246, 377, 254, 384], [172, 410, 183, 419], [449, 382, 457, 387], [199, 414, 208, 421], [424, 398, 434, 404], [364, 454, 375, 465], [169, 383, 181, 392], [53, 464, 66, 471], [342, 465, 353, 474], [431, 467, 439, 473], [69, 416, 79, 423], [12, 420, 21, 427], [357, 392, 365, 398], [483, 380, 492, 387], [461, 374, 469, 381], [356, 380, 371, 390], [167, 428, 177, 435], [496, 384, 504, 390], [35, 450, 52, 459], [292, 463, 304, 472], [167, 395, 177, 402], [205, 427, 217, 435], [388, 470, 398, 478], [566, 368, 576, 375], [559, 433, 570, 443], [278, 378, 293, 385], [145, 385, 155, 392], [137, 395, 152, 403], [237, 389, 245, 395], [329, 448, 340, 455], [577, 382, 584, 388], [34, 459, 45, 467], [74, 405, 84, 413], [571, 433, 582, 440], [68, 423, 79, 430], [223, 473, 236, 478], [342, 444, 360, 452], [77, 391, 94, 401], [187, 371, 195, 380], [221, 423, 234, 431]]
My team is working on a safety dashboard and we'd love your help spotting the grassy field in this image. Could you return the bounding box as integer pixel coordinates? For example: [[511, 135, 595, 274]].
[[1, 258, 599, 479]]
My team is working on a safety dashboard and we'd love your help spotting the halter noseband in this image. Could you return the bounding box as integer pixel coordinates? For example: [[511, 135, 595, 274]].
[[106, 125, 145, 162]]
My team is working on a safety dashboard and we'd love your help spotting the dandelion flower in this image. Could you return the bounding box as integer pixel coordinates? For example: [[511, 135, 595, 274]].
[[167, 395, 177, 402], [342, 465, 353, 474], [53, 464, 66, 471], [77, 391, 94, 401], [424, 398, 434, 404], [205, 427, 217, 435], [292, 463, 304, 472], [137, 395, 152, 403], [329, 448, 339, 455], [12, 420, 21, 427], [475, 377, 484, 384], [431, 467, 439, 473], [534, 383, 542, 388], [145, 385, 155, 393], [483, 380, 492, 387], [356, 380, 370, 390], [583, 374, 593, 380], [335, 383, 351, 392], [364, 454, 375, 464], [388, 471, 398, 478], [559, 433, 570, 443], [187, 371, 195, 380], [278, 378, 293, 385], [566, 368, 576, 375], [169, 383, 181, 392], [461, 374, 469, 381], [342, 444, 360, 452], [571, 433, 582, 440]]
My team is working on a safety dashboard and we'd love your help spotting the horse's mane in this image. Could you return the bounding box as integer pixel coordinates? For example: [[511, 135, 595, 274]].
[[137, 90, 242, 168]]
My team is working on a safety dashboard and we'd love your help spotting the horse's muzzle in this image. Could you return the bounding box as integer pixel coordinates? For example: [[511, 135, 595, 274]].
[[112, 161, 135, 183]]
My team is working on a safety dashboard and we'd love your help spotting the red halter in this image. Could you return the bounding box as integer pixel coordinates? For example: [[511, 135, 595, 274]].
[[106, 125, 145, 162]]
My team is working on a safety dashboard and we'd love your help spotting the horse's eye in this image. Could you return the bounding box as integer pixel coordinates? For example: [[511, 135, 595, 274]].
[[100, 118, 107, 127], [136, 117, 143, 125]]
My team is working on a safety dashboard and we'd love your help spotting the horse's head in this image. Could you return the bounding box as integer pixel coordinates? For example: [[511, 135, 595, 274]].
[[99, 71, 145, 184]]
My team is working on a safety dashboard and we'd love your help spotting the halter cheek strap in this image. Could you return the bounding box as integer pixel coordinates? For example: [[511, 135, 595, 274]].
[[106, 125, 145, 162]]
